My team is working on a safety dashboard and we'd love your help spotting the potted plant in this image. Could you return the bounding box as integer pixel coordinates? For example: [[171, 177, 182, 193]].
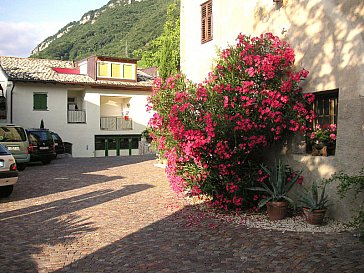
[[250, 160, 303, 220], [141, 128, 152, 143], [309, 124, 336, 156], [299, 180, 329, 225]]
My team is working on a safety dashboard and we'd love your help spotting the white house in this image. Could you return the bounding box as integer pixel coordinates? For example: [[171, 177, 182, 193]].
[[0, 55, 154, 157], [180, 0, 364, 220]]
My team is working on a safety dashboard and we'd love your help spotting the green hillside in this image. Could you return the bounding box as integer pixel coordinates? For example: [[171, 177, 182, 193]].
[[31, 0, 175, 61]]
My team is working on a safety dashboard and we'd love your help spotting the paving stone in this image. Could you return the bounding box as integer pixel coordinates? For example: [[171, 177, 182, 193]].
[[0, 155, 363, 272]]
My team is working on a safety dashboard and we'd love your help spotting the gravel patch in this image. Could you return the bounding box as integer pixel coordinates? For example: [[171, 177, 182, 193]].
[[185, 196, 355, 234]]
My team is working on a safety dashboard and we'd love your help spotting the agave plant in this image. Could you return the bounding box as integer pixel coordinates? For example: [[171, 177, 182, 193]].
[[299, 180, 329, 211], [250, 160, 303, 208]]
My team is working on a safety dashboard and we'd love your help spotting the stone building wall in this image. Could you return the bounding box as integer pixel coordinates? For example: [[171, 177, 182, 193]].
[[180, 0, 364, 220]]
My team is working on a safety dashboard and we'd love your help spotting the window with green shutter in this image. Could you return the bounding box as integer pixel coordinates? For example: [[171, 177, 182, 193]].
[[33, 93, 48, 110]]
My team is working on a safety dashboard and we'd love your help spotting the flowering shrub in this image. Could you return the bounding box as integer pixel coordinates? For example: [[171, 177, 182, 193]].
[[148, 33, 315, 211], [310, 124, 336, 145]]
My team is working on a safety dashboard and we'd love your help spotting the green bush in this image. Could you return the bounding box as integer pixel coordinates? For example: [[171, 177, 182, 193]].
[[325, 169, 364, 237]]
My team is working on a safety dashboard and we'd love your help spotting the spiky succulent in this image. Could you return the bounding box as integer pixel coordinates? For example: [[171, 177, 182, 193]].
[[249, 160, 303, 208], [299, 180, 329, 211]]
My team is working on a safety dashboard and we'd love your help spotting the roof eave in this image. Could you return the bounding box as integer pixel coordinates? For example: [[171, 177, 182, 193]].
[[10, 78, 153, 91]]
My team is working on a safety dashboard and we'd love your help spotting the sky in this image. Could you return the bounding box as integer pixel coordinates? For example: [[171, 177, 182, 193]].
[[0, 0, 110, 57]]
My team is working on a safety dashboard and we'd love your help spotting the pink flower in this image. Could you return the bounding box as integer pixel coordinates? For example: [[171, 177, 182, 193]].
[[297, 176, 304, 185], [329, 124, 337, 132], [223, 96, 229, 108], [300, 68, 309, 78], [330, 133, 336, 140], [304, 93, 315, 104], [245, 67, 256, 77]]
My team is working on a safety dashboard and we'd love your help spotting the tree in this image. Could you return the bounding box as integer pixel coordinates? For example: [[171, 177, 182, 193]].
[[148, 33, 314, 210], [134, 1, 180, 79]]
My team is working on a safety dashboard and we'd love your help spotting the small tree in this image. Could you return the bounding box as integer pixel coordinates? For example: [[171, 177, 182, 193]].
[[149, 33, 314, 210], [135, 1, 180, 79]]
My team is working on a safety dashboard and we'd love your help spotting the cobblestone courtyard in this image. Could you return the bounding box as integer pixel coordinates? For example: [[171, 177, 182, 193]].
[[0, 155, 363, 273]]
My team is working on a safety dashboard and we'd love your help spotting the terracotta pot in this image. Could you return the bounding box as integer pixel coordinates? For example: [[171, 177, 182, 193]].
[[266, 201, 288, 220], [303, 208, 327, 225]]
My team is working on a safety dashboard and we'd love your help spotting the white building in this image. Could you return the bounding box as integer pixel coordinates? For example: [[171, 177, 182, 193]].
[[180, 0, 364, 220], [0, 56, 154, 157]]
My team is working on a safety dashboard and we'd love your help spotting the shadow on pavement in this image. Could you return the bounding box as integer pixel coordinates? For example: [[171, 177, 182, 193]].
[[0, 183, 154, 273], [49, 205, 364, 273]]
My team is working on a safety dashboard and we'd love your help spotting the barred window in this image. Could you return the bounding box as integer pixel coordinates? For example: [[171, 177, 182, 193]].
[[313, 89, 338, 128], [307, 89, 339, 156]]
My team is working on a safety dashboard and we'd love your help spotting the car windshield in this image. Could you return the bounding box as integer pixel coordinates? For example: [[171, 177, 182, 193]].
[[0, 127, 27, 142], [28, 131, 52, 141], [51, 133, 61, 141], [0, 144, 11, 155]]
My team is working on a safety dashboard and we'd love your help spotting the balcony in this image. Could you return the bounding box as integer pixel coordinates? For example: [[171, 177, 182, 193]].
[[68, 110, 86, 123], [100, 116, 133, 131]]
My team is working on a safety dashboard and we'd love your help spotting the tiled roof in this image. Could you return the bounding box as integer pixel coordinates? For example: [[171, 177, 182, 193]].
[[0, 56, 153, 89]]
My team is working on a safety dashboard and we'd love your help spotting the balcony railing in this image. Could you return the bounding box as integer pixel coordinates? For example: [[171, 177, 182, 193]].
[[68, 110, 86, 123], [100, 116, 133, 131]]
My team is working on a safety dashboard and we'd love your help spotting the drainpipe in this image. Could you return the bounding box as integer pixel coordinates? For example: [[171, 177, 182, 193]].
[[9, 81, 15, 124]]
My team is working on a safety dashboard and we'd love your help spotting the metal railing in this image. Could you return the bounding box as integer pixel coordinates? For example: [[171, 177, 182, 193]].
[[68, 110, 86, 123], [100, 116, 133, 131]]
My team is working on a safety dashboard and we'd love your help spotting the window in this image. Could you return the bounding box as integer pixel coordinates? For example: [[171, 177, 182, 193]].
[[306, 89, 338, 156], [313, 89, 338, 128], [97, 61, 135, 80], [33, 93, 47, 110], [123, 64, 133, 79], [111, 63, 121, 78], [98, 62, 109, 77], [201, 0, 213, 44]]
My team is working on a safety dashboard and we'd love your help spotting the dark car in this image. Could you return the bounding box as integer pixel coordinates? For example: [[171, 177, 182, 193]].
[[26, 129, 56, 164], [50, 131, 65, 156]]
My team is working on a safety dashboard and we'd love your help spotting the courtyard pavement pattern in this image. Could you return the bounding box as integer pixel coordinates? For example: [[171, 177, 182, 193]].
[[0, 155, 363, 273]]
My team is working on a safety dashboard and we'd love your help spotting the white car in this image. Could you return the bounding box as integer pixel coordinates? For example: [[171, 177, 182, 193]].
[[0, 144, 18, 198]]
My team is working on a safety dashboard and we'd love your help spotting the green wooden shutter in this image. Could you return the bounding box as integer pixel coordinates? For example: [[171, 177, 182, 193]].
[[33, 93, 47, 110]]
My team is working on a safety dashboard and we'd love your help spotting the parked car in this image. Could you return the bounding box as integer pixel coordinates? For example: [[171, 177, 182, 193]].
[[0, 144, 18, 198], [26, 129, 56, 164], [0, 124, 30, 171], [50, 131, 65, 157]]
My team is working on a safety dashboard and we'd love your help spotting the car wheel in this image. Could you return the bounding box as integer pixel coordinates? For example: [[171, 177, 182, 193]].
[[17, 164, 26, 171], [0, 185, 14, 198]]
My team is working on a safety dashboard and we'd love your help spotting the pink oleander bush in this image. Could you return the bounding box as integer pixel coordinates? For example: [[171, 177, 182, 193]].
[[148, 33, 315, 211]]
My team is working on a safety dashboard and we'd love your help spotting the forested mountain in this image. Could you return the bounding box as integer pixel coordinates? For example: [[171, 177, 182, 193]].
[[30, 0, 175, 61]]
